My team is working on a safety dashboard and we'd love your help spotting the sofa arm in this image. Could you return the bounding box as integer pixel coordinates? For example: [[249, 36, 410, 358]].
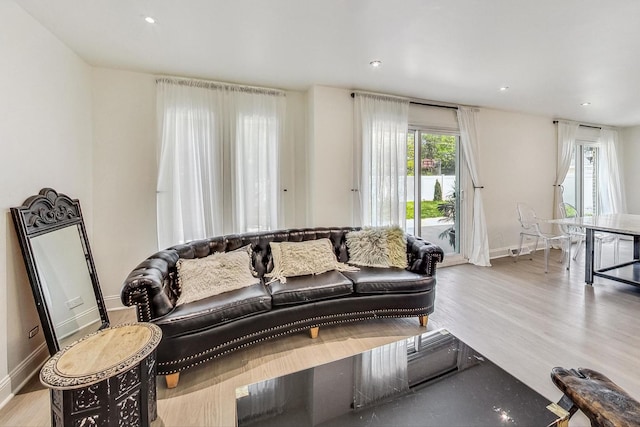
[[406, 234, 445, 276], [121, 253, 178, 322]]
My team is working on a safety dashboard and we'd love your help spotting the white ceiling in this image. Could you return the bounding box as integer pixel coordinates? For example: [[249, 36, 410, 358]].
[[15, 0, 640, 127]]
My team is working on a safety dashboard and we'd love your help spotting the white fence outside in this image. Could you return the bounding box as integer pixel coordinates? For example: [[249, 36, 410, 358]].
[[407, 175, 456, 202]]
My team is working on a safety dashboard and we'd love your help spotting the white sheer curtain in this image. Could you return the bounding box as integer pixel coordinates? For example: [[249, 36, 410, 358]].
[[457, 107, 491, 267], [227, 88, 285, 232], [554, 121, 579, 219], [353, 94, 409, 227], [157, 81, 224, 247], [156, 78, 285, 248], [598, 128, 627, 214]]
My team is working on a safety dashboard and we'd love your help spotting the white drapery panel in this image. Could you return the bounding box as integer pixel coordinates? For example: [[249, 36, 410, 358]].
[[157, 81, 224, 247], [553, 121, 579, 220], [353, 94, 409, 227], [598, 128, 627, 214], [228, 89, 285, 232], [156, 78, 285, 248], [457, 107, 491, 267], [354, 340, 408, 409]]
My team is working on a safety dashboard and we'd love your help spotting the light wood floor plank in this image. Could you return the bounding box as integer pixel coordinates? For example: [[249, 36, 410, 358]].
[[1, 241, 637, 426]]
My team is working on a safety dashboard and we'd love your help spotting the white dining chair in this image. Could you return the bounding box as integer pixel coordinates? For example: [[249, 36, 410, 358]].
[[516, 202, 570, 273]]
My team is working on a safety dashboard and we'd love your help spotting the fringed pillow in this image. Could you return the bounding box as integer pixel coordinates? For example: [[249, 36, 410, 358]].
[[265, 238, 358, 284], [385, 226, 408, 268], [346, 226, 408, 269], [176, 246, 259, 305]]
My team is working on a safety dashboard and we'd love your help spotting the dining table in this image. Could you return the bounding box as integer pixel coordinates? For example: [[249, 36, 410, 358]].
[[548, 214, 640, 286]]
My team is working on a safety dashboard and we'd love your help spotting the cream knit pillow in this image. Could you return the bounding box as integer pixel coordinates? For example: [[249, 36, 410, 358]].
[[176, 247, 259, 306], [265, 238, 358, 284]]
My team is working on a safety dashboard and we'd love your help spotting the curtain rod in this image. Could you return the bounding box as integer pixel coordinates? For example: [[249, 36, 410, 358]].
[[156, 76, 286, 96], [552, 120, 601, 130], [350, 92, 458, 110]]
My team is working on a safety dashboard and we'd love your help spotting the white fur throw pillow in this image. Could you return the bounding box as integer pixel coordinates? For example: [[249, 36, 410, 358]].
[[346, 226, 407, 269], [346, 227, 389, 267], [176, 247, 259, 306], [265, 238, 358, 284]]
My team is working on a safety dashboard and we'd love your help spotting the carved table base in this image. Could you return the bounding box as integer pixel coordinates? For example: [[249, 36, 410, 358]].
[[41, 323, 161, 427], [49, 352, 157, 427]]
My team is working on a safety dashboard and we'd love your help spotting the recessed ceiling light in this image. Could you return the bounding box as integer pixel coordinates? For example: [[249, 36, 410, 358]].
[[499, 86, 509, 91], [581, 102, 591, 106], [144, 16, 156, 24], [369, 60, 382, 68]]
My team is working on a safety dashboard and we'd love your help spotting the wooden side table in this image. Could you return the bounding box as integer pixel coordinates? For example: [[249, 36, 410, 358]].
[[40, 323, 162, 427]]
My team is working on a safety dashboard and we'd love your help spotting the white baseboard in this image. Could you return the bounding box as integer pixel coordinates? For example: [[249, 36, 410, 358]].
[[104, 294, 126, 311], [0, 341, 48, 411], [0, 374, 12, 411], [489, 244, 534, 260]]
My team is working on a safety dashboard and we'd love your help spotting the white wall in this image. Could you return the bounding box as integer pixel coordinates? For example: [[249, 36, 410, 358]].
[[282, 91, 309, 227], [622, 126, 640, 214], [477, 109, 557, 255], [0, 1, 93, 405], [307, 86, 354, 226], [91, 69, 158, 307]]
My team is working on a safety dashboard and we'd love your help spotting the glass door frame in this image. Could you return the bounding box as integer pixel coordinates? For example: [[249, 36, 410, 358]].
[[408, 127, 463, 261], [568, 142, 600, 217]]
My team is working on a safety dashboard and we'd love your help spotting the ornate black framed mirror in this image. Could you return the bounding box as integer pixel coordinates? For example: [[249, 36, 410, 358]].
[[11, 188, 109, 354]]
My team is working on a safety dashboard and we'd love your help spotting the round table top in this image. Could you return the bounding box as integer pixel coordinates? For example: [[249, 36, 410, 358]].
[[40, 323, 162, 390]]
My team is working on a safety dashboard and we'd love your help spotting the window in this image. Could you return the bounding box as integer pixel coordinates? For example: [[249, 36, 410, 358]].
[[563, 144, 599, 216], [406, 130, 460, 255]]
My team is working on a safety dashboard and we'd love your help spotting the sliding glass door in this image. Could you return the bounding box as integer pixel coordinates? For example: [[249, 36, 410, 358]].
[[563, 144, 599, 216], [406, 129, 460, 255]]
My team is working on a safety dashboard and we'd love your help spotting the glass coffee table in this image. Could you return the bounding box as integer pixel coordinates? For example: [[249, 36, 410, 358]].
[[236, 329, 564, 426]]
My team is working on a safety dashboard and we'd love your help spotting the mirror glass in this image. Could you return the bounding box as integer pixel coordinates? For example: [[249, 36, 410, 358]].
[[30, 225, 102, 348], [11, 188, 109, 354]]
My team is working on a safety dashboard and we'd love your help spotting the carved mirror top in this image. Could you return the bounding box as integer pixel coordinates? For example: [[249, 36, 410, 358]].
[[14, 188, 82, 236]]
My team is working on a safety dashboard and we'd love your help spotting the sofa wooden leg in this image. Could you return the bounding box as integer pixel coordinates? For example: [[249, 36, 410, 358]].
[[165, 373, 180, 389], [310, 327, 319, 339], [419, 315, 428, 327]]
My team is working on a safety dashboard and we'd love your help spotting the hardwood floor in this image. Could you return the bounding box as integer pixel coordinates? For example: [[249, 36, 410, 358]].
[[2, 241, 638, 426]]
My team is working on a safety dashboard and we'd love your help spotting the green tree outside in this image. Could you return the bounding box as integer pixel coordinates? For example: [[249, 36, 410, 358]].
[[406, 133, 456, 176], [433, 180, 442, 201]]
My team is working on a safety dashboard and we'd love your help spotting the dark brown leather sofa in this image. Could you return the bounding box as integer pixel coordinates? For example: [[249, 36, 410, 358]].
[[121, 227, 444, 388]]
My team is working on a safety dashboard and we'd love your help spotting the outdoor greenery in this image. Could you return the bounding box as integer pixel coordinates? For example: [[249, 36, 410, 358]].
[[438, 188, 456, 248], [407, 134, 456, 176], [406, 200, 442, 220], [406, 192, 457, 248], [433, 180, 442, 201]]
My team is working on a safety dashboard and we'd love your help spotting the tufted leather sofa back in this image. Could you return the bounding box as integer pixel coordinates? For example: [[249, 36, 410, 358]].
[[169, 227, 356, 279]]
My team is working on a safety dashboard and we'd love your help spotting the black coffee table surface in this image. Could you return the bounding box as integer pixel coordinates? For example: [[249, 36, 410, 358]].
[[236, 329, 559, 426]]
